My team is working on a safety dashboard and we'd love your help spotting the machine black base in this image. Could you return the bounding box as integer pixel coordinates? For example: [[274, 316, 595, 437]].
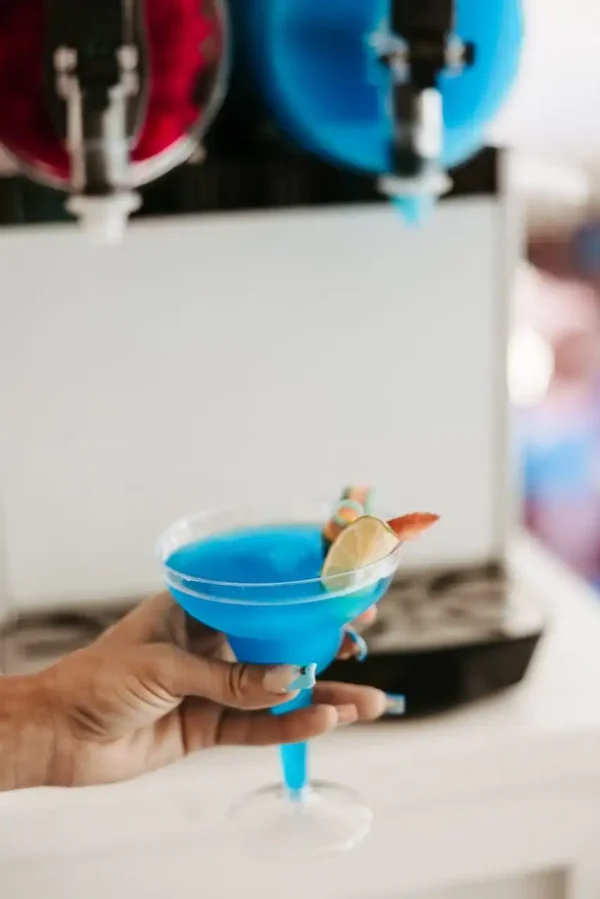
[[325, 562, 546, 718], [326, 632, 542, 719]]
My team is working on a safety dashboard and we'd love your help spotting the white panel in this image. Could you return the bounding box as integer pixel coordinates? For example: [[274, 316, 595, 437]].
[[0, 199, 504, 608]]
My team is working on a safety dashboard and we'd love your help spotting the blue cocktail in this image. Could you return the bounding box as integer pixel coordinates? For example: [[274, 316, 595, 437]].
[[157, 500, 402, 854]]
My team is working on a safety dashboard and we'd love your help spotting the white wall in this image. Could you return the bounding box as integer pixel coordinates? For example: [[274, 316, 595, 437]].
[[490, 0, 600, 173], [0, 200, 509, 610]]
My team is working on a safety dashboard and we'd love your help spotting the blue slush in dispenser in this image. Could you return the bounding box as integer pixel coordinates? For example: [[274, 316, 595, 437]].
[[230, 0, 523, 224]]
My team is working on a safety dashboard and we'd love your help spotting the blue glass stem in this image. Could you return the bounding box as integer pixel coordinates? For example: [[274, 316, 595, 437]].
[[227, 628, 343, 799], [271, 688, 314, 797]]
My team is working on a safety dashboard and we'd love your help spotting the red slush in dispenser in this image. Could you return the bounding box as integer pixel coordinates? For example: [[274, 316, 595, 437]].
[[0, 0, 228, 239]]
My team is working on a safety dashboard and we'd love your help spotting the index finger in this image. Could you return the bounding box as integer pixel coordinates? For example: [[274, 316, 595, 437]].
[[314, 681, 387, 720], [216, 703, 350, 747]]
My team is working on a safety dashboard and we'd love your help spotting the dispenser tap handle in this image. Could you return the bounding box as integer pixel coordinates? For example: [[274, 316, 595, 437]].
[[45, 0, 147, 195], [379, 0, 475, 181]]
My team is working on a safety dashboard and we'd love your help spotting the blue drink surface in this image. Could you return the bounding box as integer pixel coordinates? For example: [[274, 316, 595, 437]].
[[166, 522, 392, 669], [166, 521, 393, 793], [168, 522, 325, 592]]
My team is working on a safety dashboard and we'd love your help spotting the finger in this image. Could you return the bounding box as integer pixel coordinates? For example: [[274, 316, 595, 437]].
[[97, 592, 175, 647], [98, 592, 205, 648], [353, 606, 377, 628], [98, 593, 226, 659], [216, 702, 358, 747], [337, 629, 367, 661], [336, 606, 376, 660], [314, 682, 387, 721], [184, 617, 225, 658], [139, 643, 314, 711]]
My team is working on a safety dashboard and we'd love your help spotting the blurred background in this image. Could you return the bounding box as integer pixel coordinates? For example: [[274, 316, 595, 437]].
[[482, 0, 600, 588]]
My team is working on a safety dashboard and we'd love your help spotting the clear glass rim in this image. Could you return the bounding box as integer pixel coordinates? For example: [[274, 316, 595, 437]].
[[156, 505, 402, 604]]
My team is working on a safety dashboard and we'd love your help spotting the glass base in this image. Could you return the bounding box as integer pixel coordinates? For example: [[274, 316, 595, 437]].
[[227, 780, 373, 857]]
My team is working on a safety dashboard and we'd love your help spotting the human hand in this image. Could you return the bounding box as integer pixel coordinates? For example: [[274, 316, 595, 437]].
[[26, 593, 386, 787]]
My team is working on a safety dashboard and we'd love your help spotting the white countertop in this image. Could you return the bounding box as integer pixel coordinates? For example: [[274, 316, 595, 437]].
[[2, 535, 600, 899]]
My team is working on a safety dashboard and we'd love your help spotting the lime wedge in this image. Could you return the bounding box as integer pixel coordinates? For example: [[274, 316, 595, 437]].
[[321, 516, 399, 592]]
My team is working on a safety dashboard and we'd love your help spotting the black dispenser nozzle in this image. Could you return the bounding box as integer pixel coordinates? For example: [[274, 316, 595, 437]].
[[373, 0, 474, 197], [44, 0, 148, 237]]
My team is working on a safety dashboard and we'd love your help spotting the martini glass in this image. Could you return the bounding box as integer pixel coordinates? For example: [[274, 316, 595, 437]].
[[157, 500, 402, 856]]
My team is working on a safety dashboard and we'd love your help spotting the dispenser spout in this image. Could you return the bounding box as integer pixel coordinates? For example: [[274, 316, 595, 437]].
[[66, 192, 141, 244], [47, 0, 147, 240], [371, 0, 474, 211]]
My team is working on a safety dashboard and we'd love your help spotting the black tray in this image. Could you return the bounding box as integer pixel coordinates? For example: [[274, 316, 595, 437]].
[[325, 562, 546, 718]]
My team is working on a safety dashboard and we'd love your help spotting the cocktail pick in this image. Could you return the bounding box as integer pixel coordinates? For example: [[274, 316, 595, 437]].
[[322, 485, 375, 546], [322, 499, 363, 545], [341, 486, 375, 515]]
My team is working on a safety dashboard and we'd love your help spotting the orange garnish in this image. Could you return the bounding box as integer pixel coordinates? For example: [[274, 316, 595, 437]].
[[387, 512, 439, 540]]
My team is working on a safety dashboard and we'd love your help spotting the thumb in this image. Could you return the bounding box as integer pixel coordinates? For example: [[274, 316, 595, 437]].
[[138, 643, 315, 710]]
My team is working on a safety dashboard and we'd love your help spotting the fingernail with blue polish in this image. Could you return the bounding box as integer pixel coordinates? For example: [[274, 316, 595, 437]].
[[263, 663, 316, 694], [346, 628, 368, 662], [288, 663, 317, 692], [386, 694, 406, 716]]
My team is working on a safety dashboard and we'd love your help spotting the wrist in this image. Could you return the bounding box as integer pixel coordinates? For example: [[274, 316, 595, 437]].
[[0, 673, 55, 791]]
